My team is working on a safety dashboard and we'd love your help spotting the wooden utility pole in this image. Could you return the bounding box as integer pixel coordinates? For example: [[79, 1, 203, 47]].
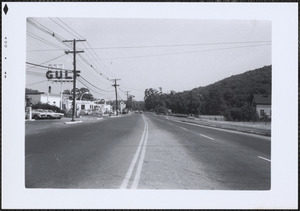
[[125, 91, 130, 109], [63, 39, 85, 121], [111, 79, 120, 115]]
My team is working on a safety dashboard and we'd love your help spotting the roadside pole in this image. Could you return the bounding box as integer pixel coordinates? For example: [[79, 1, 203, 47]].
[[63, 39, 86, 121], [111, 79, 120, 116]]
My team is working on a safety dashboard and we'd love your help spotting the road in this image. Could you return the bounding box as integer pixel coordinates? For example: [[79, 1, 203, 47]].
[[25, 112, 270, 190]]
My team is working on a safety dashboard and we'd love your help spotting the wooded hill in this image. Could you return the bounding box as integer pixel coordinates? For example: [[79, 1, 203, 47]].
[[144, 65, 271, 121]]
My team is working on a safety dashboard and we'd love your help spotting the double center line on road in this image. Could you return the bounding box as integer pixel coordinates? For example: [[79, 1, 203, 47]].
[[120, 115, 149, 189]]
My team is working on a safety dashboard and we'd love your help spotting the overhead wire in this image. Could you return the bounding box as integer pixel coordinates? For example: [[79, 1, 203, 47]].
[[44, 18, 114, 91], [78, 61, 113, 92], [27, 19, 108, 98], [49, 17, 81, 40], [100, 43, 271, 60], [80, 76, 114, 92], [26, 62, 73, 72], [85, 40, 272, 50], [77, 54, 111, 82], [26, 53, 66, 70], [26, 80, 48, 86], [77, 79, 106, 96], [27, 18, 72, 49], [55, 18, 117, 79], [27, 31, 66, 50]]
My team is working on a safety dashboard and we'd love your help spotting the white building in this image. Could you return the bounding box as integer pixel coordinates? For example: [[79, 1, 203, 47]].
[[26, 92, 62, 107], [252, 94, 271, 118], [26, 92, 97, 113], [94, 100, 113, 114]]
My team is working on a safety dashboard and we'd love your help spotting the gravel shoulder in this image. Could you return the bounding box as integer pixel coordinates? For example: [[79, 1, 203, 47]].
[[165, 115, 271, 137]]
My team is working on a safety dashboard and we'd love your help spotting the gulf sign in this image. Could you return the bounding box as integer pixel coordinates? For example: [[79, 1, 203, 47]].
[[46, 64, 80, 80]]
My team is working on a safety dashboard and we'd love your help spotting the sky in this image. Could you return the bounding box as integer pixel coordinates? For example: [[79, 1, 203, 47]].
[[26, 18, 271, 101]]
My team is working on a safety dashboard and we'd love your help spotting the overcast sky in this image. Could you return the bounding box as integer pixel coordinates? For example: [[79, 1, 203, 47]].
[[26, 18, 271, 101]]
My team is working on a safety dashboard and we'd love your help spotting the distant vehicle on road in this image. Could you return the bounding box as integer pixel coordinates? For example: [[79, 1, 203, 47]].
[[138, 110, 143, 114], [42, 109, 64, 119], [31, 109, 47, 120]]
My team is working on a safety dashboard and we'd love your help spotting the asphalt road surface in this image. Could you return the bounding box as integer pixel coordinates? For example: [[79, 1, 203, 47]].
[[25, 112, 271, 190]]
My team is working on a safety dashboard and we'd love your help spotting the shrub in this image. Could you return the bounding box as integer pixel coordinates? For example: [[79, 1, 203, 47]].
[[32, 102, 65, 114]]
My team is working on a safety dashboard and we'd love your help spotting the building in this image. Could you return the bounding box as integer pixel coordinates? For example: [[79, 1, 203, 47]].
[[26, 92, 62, 107], [252, 94, 271, 118], [94, 100, 113, 114], [26, 92, 97, 113]]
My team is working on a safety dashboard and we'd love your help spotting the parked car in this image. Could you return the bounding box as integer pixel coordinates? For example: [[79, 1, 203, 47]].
[[31, 109, 47, 119], [42, 109, 64, 119]]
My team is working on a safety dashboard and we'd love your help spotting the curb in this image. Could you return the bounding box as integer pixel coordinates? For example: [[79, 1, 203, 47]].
[[64, 121, 83, 125]]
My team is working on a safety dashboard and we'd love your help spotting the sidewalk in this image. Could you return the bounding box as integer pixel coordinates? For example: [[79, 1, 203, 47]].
[[63, 114, 105, 124], [63, 113, 128, 124]]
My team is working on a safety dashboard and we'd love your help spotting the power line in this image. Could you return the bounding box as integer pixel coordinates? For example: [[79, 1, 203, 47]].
[[83, 40, 272, 50], [85, 40, 118, 78], [27, 18, 72, 49], [54, 18, 114, 78], [26, 62, 73, 71], [26, 71, 46, 77], [76, 62, 113, 90], [26, 53, 66, 70], [77, 78, 108, 96], [26, 80, 48, 86], [100, 43, 271, 60], [77, 54, 111, 81], [80, 76, 114, 92], [49, 17, 81, 40], [27, 49, 66, 52], [27, 31, 66, 50], [56, 17, 83, 40]]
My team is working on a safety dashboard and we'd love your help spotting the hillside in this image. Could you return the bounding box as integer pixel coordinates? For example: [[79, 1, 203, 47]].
[[144, 65, 271, 121]]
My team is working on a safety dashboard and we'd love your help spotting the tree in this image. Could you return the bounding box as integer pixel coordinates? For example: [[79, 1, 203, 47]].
[[144, 88, 160, 111], [143, 66, 271, 121], [63, 89, 71, 95], [25, 88, 40, 94], [63, 87, 94, 101]]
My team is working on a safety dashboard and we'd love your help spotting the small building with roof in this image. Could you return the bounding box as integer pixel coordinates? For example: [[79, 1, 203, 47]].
[[251, 94, 271, 118]]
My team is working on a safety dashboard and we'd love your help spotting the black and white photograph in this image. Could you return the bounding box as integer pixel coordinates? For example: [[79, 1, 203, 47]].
[[25, 17, 272, 190], [2, 2, 298, 209]]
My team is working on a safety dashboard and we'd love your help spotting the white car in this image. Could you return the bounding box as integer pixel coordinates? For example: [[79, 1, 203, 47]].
[[31, 109, 47, 119], [42, 109, 64, 119]]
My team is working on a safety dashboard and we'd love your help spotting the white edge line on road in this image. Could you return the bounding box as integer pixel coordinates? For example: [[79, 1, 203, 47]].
[[167, 118, 270, 141], [150, 115, 215, 141], [131, 121, 149, 189], [120, 117, 147, 189], [258, 156, 271, 162], [199, 134, 215, 141]]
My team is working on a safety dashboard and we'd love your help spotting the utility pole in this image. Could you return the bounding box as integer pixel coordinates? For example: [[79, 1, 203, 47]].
[[63, 39, 86, 121], [125, 91, 130, 109], [111, 79, 120, 115]]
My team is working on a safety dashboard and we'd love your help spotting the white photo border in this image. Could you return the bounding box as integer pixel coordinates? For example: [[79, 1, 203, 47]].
[[2, 2, 298, 209]]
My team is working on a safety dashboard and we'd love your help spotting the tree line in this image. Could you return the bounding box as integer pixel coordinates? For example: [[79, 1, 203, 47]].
[[144, 65, 271, 121]]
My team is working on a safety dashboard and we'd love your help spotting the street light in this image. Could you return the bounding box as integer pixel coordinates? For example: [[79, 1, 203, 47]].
[[78, 91, 89, 101]]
